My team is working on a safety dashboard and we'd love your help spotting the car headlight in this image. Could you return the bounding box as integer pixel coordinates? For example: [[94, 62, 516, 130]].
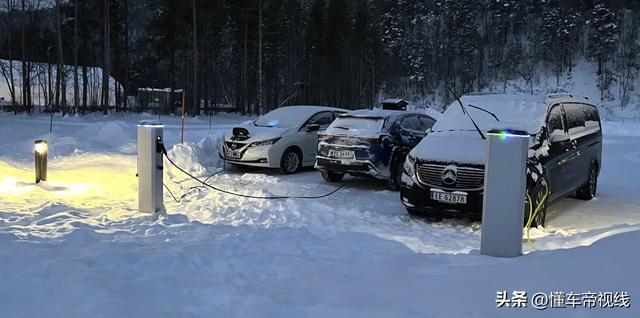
[[403, 154, 416, 177], [251, 138, 281, 147]]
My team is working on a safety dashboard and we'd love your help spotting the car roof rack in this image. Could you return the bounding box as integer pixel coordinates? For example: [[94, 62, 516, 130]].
[[547, 93, 589, 100]]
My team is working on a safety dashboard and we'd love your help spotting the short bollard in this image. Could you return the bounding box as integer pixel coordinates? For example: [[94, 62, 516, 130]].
[[35, 140, 48, 184]]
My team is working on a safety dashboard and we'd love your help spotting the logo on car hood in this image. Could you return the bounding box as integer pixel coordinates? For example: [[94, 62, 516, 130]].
[[442, 165, 458, 185]]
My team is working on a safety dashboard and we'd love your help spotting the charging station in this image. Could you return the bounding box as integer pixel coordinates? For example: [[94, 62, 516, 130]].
[[137, 120, 164, 213], [481, 129, 529, 257]]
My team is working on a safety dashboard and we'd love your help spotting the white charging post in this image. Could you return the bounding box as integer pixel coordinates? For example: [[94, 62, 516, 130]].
[[481, 129, 529, 257], [137, 120, 164, 213]]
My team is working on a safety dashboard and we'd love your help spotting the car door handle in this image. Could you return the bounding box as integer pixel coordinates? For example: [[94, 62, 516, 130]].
[[558, 151, 579, 166]]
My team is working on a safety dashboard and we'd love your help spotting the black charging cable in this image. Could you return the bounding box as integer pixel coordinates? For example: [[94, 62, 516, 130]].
[[158, 139, 345, 200], [163, 168, 225, 203]]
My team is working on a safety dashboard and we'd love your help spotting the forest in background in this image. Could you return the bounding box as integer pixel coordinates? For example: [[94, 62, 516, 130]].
[[0, 0, 639, 115]]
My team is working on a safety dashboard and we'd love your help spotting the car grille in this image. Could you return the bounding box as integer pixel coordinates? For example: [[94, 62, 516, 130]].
[[417, 164, 485, 190]]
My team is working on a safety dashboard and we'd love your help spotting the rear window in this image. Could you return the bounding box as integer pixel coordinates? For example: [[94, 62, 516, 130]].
[[328, 117, 385, 132]]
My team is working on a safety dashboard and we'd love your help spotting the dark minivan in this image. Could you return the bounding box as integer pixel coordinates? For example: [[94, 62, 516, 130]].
[[316, 109, 436, 190], [400, 93, 602, 226]]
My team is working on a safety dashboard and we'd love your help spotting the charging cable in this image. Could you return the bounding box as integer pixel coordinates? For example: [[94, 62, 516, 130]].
[[524, 180, 549, 251], [158, 140, 346, 200]]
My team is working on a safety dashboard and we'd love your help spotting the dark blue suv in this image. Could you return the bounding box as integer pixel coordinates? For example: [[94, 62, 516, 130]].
[[315, 109, 436, 190]]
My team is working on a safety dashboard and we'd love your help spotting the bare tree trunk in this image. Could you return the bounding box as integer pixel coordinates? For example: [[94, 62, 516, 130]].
[[55, 0, 65, 111], [242, 15, 248, 115], [82, 64, 88, 112], [2, 0, 17, 111], [102, 0, 110, 114], [47, 59, 52, 110], [257, 0, 263, 115], [20, 0, 26, 112], [124, 0, 129, 111], [191, 0, 198, 115], [73, 0, 79, 113]]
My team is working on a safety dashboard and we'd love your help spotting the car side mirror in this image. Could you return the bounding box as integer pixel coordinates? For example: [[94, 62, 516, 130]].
[[306, 124, 320, 132], [549, 132, 570, 144]]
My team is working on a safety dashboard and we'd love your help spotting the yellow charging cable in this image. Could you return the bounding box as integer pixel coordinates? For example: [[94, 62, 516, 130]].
[[524, 185, 549, 251]]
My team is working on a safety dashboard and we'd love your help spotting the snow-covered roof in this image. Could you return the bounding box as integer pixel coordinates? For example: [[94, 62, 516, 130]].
[[545, 93, 592, 105], [340, 108, 421, 119], [279, 105, 346, 113], [253, 105, 345, 128], [381, 98, 409, 104], [434, 93, 551, 134], [138, 88, 184, 93]]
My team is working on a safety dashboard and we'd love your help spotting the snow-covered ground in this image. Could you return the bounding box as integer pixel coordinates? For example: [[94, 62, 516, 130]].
[[0, 112, 639, 317]]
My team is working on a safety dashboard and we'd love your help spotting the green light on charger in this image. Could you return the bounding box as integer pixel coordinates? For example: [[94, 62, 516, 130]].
[[487, 129, 529, 142]]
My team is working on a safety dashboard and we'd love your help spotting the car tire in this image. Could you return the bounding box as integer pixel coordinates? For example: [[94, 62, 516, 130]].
[[386, 156, 405, 191], [321, 169, 345, 182], [576, 163, 598, 201], [406, 208, 443, 222], [406, 207, 422, 216], [525, 177, 548, 227], [279, 148, 302, 175]]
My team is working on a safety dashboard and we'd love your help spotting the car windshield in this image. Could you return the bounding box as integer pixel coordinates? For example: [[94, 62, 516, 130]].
[[328, 117, 385, 132], [432, 95, 547, 134], [254, 107, 314, 128]]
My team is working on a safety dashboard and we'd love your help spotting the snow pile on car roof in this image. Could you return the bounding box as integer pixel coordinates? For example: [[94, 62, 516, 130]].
[[434, 94, 548, 134]]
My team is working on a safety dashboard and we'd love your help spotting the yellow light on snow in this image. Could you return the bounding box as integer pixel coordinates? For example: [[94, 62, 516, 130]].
[[0, 155, 141, 221]]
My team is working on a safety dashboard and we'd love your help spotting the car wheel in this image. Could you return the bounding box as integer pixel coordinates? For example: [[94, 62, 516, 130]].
[[280, 148, 301, 175], [406, 207, 422, 216], [525, 177, 548, 227], [406, 208, 443, 222], [386, 157, 405, 191], [576, 163, 598, 200], [321, 169, 345, 182]]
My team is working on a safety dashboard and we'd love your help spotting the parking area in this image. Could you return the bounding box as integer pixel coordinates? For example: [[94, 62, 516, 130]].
[[0, 114, 639, 317]]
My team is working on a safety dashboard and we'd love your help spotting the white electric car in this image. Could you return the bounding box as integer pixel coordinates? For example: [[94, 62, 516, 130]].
[[220, 105, 347, 174]]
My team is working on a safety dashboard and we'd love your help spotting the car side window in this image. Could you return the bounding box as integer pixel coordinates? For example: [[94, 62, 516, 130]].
[[306, 111, 334, 130], [419, 116, 435, 130], [564, 103, 586, 136], [401, 116, 422, 131], [547, 105, 565, 137], [584, 104, 601, 131]]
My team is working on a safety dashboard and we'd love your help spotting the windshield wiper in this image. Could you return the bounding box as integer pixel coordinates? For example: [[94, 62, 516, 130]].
[[467, 104, 501, 122], [447, 87, 486, 140], [333, 126, 350, 130]]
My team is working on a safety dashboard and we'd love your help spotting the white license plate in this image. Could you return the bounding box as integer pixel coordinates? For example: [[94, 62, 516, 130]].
[[225, 149, 242, 159], [328, 150, 354, 159], [430, 190, 467, 204]]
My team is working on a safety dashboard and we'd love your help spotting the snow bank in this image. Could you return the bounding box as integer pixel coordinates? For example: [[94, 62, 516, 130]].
[[165, 134, 224, 181]]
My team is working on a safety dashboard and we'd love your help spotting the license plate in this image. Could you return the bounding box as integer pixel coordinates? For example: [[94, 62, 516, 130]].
[[225, 149, 242, 159], [430, 190, 467, 204], [328, 150, 354, 159]]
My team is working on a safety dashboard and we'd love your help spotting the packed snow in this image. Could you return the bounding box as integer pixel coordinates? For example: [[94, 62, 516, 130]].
[[0, 112, 639, 317]]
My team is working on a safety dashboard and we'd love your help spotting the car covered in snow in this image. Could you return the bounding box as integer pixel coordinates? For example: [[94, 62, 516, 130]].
[[315, 109, 436, 190], [219, 105, 347, 174], [400, 93, 602, 226]]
